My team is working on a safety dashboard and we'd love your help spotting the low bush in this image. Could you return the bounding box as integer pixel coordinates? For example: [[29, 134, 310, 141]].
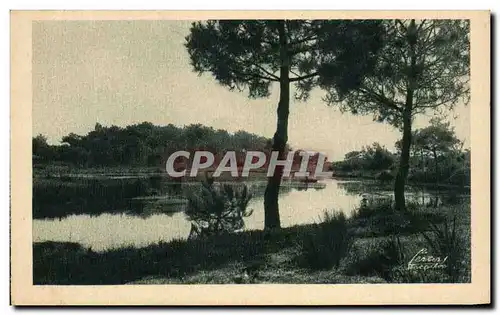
[[350, 201, 413, 236], [344, 235, 404, 280], [185, 179, 253, 239], [351, 199, 394, 220], [420, 212, 467, 282], [350, 201, 448, 237], [298, 211, 353, 270]]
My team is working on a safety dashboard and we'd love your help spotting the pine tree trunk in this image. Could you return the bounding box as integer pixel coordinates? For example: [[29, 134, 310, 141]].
[[264, 20, 289, 229], [394, 109, 412, 212], [394, 19, 417, 212]]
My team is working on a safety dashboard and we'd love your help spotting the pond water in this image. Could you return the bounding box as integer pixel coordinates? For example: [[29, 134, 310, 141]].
[[32, 178, 469, 251]]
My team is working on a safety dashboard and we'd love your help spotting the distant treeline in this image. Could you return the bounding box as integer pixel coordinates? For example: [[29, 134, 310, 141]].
[[331, 141, 471, 186], [33, 122, 287, 168], [331, 143, 396, 173], [330, 118, 471, 186]]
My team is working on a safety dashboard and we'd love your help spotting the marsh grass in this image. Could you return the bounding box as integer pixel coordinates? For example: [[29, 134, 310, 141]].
[[349, 200, 448, 238], [419, 211, 468, 282], [297, 211, 353, 270], [343, 202, 470, 283], [343, 235, 404, 280]]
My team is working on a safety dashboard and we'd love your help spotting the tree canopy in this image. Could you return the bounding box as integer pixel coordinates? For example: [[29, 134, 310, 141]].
[[398, 117, 464, 183], [413, 118, 463, 156], [185, 20, 384, 100], [323, 19, 470, 211], [324, 19, 470, 129]]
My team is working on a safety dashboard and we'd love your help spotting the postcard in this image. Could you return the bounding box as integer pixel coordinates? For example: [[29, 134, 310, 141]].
[[10, 10, 490, 305]]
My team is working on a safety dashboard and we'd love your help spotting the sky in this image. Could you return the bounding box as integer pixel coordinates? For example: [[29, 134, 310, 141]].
[[32, 20, 470, 161]]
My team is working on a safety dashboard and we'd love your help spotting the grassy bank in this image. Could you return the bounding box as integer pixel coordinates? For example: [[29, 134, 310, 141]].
[[33, 201, 470, 284]]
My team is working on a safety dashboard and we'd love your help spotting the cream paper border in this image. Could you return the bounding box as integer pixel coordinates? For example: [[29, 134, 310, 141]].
[[10, 10, 490, 305]]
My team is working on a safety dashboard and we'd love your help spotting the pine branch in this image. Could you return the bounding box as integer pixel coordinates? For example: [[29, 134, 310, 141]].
[[289, 71, 319, 82]]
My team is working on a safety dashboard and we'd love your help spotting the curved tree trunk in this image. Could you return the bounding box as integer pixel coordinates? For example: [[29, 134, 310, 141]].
[[264, 20, 289, 229]]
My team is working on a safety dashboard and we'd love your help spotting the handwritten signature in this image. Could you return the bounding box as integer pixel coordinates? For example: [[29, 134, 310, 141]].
[[407, 248, 448, 271]]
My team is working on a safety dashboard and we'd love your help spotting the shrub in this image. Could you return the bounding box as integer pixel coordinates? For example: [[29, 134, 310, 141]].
[[376, 170, 394, 181], [185, 179, 253, 239], [351, 200, 450, 237], [299, 210, 353, 270], [420, 212, 465, 282], [405, 207, 447, 231], [351, 199, 394, 221], [350, 201, 414, 236], [344, 235, 404, 280]]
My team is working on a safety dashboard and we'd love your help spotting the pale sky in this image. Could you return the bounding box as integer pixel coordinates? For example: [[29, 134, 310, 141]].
[[32, 20, 470, 161]]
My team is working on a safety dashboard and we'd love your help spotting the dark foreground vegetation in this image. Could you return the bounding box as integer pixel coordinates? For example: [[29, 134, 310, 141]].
[[34, 201, 470, 285]]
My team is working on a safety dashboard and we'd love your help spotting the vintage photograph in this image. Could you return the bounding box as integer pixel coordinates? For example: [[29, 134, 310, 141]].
[[10, 11, 490, 305]]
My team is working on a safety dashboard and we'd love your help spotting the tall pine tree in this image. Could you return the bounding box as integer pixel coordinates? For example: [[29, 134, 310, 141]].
[[185, 20, 383, 228], [323, 20, 469, 211]]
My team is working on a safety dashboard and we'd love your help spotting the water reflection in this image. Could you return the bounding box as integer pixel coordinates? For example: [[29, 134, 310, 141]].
[[33, 178, 469, 251], [33, 213, 191, 251], [337, 180, 469, 207]]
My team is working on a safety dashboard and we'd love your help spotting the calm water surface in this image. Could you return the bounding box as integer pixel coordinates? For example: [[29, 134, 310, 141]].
[[33, 178, 467, 251]]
